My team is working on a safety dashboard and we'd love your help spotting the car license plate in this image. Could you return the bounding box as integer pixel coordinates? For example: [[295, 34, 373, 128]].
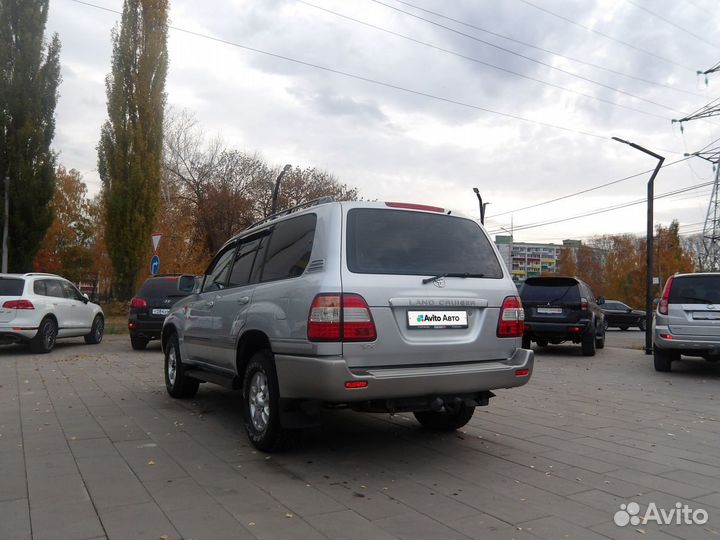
[[693, 312, 720, 320], [407, 310, 468, 329], [537, 307, 563, 314], [152, 308, 170, 316]]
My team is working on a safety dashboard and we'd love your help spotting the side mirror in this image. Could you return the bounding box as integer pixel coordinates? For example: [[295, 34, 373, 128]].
[[178, 274, 198, 294], [82, 293, 89, 304]]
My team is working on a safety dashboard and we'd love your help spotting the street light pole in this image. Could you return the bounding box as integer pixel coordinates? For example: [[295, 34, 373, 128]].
[[473, 187, 487, 224], [2, 175, 8, 273], [611, 137, 665, 355], [270, 164, 292, 215]]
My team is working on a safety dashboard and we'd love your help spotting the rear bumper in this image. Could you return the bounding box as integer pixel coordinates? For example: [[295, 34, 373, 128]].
[[0, 326, 38, 342], [128, 319, 163, 339], [524, 321, 589, 338], [274, 348, 533, 402], [654, 326, 720, 354]]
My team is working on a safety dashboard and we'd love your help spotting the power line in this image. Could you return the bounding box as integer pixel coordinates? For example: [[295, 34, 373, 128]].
[[487, 179, 714, 234], [624, 0, 720, 50], [368, 0, 684, 115], [384, 0, 702, 97], [298, 1, 669, 120], [66, 0, 619, 141], [515, 0, 695, 71], [489, 156, 690, 218]]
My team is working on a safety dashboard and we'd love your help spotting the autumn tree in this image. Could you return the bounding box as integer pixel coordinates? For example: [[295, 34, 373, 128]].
[[33, 166, 95, 282], [0, 0, 61, 271], [98, 0, 168, 299], [576, 245, 604, 296], [163, 109, 359, 262], [557, 247, 577, 276]]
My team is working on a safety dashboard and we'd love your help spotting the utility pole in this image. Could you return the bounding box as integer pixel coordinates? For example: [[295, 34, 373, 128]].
[[2, 175, 8, 273]]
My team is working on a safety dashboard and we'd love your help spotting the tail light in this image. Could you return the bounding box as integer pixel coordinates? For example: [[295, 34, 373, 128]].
[[130, 297, 148, 309], [580, 297, 588, 310], [497, 296, 524, 337], [659, 275, 674, 315], [2, 299, 34, 309], [385, 202, 444, 213], [307, 293, 376, 342]]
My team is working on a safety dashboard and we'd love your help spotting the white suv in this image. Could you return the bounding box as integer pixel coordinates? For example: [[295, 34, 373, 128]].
[[0, 273, 105, 353]]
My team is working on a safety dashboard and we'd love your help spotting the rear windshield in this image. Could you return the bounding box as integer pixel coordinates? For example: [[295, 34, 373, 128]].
[[520, 279, 581, 303], [346, 208, 503, 278], [0, 278, 24, 296], [669, 275, 720, 304], [138, 277, 182, 297]]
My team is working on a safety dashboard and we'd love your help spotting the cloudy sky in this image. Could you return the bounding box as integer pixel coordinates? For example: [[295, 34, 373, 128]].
[[47, 0, 720, 243]]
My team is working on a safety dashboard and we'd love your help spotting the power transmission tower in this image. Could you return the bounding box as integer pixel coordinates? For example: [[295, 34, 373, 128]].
[[675, 60, 720, 270]]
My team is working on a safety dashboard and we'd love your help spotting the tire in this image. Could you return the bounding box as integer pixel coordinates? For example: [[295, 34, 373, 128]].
[[521, 335, 531, 349], [653, 347, 678, 372], [581, 329, 596, 356], [164, 334, 199, 398], [620, 325, 629, 331], [84, 315, 104, 344], [638, 319, 647, 332], [595, 328, 605, 349], [414, 405, 475, 431], [30, 317, 58, 354], [536, 339, 548, 347], [242, 350, 292, 452], [131, 336, 149, 350]]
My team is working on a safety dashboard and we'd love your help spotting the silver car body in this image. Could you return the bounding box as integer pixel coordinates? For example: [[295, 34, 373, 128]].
[[162, 201, 533, 405], [654, 272, 720, 357]]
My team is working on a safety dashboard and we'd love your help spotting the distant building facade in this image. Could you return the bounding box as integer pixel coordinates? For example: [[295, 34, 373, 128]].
[[494, 236, 581, 283]]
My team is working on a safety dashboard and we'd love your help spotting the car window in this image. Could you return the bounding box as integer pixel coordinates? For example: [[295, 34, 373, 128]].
[[346, 209, 503, 278], [260, 214, 317, 282], [670, 275, 720, 304], [33, 280, 47, 296], [520, 279, 581, 303], [605, 302, 622, 310], [227, 237, 263, 288], [0, 277, 24, 296], [61, 281, 84, 301], [45, 279, 65, 298], [138, 276, 182, 297], [202, 242, 237, 293]]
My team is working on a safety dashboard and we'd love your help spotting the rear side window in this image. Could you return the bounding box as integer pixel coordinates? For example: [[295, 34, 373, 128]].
[[228, 237, 263, 288], [670, 276, 720, 304], [520, 279, 581, 303], [0, 278, 24, 296], [33, 280, 47, 296], [138, 276, 181, 297], [260, 214, 317, 282], [346, 209, 503, 278], [44, 280, 65, 298]]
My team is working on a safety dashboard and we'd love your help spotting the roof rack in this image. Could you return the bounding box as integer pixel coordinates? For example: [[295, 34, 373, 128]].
[[246, 196, 335, 231]]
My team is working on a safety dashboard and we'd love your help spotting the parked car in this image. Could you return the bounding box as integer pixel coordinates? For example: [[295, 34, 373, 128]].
[[601, 299, 647, 331], [0, 273, 104, 353], [654, 272, 720, 372], [128, 274, 192, 350], [160, 199, 533, 451], [520, 276, 605, 356]]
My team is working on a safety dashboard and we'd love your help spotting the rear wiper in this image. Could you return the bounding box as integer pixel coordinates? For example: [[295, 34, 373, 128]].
[[546, 286, 573, 305], [422, 272, 485, 284]]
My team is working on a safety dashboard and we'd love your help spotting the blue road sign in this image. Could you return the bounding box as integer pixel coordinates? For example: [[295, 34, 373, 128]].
[[150, 255, 160, 275]]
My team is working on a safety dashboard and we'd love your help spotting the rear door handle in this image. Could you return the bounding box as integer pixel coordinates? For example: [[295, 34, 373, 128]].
[[237, 296, 250, 305]]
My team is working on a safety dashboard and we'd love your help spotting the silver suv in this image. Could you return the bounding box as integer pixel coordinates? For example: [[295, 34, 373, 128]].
[[654, 272, 720, 371], [161, 200, 533, 451]]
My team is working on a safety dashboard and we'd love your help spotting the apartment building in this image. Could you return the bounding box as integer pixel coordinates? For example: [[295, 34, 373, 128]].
[[495, 236, 580, 283]]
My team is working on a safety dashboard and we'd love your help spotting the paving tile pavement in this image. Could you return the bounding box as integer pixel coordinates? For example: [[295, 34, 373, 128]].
[[0, 335, 718, 539]]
